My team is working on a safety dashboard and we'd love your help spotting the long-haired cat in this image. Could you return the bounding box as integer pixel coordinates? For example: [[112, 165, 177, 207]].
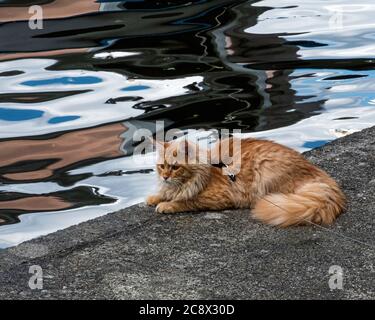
[[146, 138, 346, 227]]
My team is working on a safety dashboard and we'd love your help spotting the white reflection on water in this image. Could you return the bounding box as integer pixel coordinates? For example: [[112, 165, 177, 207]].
[[0, 58, 203, 138], [248, 0, 375, 59]]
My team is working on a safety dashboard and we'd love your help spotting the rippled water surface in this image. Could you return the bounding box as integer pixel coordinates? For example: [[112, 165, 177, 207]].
[[1, 0, 375, 247]]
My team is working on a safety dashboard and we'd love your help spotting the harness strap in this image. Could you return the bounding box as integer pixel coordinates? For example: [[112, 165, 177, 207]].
[[211, 162, 236, 182]]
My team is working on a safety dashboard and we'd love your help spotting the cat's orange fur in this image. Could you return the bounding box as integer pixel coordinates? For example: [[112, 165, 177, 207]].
[[146, 138, 346, 227]]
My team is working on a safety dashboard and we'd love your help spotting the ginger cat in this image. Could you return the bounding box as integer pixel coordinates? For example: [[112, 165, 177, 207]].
[[146, 138, 346, 227]]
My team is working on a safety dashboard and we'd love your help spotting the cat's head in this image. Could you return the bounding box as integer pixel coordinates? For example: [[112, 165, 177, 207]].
[[153, 139, 205, 184]]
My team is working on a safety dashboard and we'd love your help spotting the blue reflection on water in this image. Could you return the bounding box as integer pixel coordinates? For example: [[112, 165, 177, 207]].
[[0, 108, 44, 121], [122, 85, 151, 91], [302, 140, 331, 149], [21, 76, 102, 86], [291, 69, 375, 105], [48, 116, 80, 124]]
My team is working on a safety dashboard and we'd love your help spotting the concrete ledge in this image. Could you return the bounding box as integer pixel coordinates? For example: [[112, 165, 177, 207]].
[[0, 127, 374, 299]]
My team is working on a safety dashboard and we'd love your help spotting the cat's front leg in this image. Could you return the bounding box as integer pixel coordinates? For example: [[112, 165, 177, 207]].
[[155, 195, 234, 214], [155, 201, 192, 214], [146, 194, 164, 206]]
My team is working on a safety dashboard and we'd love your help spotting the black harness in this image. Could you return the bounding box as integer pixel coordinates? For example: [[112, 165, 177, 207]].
[[211, 162, 236, 182]]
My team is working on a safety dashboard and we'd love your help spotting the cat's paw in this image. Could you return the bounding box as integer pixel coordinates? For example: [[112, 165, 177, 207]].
[[146, 195, 163, 206], [155, 202, 181, 214]]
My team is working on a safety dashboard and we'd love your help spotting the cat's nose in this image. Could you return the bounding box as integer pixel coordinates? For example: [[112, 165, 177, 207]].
[[163, 176, 169, 181]]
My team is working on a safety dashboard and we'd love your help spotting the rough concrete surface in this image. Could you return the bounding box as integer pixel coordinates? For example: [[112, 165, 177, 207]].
[[0, 127, 374, 300]]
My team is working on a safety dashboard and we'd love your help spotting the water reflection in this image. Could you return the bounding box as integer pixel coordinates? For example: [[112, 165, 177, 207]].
[[0, 186, 115, 225], [0, 0, 375, 247]]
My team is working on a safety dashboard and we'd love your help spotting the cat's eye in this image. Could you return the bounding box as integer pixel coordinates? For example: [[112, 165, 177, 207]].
[[171, 164, 179, 170], [160, 164, 165, 169]]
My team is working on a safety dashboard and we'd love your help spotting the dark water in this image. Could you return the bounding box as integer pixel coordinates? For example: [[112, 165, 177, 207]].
[[0, 0, 374, 247]]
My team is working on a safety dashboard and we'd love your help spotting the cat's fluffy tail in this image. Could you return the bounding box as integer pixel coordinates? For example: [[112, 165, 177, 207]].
[[252, 182, 346, 227]]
